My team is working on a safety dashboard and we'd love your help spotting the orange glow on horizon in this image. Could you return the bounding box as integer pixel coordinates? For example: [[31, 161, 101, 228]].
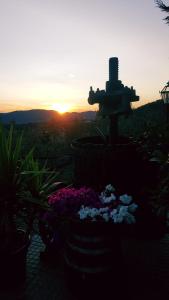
[[51, 103, 72, 114]]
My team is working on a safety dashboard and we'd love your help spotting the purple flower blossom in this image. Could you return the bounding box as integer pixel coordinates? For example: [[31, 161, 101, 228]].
[[48, 187, 101, 218]]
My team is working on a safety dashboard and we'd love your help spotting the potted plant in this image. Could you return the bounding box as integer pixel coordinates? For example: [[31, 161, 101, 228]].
[[21, 152, 59, 235], [0, 124, 57, 289], [44, 183, 166, 298], [40, 186, 101, 261], [43, 184, 139, 297]]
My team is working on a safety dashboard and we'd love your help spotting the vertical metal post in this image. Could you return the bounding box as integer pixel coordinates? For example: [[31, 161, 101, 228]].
[[109, 115, 118, 144], [109, 57, 118, 82]]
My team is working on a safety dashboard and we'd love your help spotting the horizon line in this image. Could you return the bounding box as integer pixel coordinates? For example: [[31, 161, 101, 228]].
[[0, 99, 161, 114]]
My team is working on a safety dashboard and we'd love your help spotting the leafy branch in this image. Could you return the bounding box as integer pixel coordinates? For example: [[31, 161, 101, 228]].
[[156, 0, 169, 24]]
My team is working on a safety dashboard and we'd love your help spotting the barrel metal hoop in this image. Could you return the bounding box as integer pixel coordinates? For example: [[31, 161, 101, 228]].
[[67, 240, 112, 255], [64, 254, 113, 274], [72, 233, 111, 243]]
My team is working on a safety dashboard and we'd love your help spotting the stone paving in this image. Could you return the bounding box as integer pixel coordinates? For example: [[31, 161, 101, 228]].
[[25, 235, 74, 300], [0, 233, 169, 300]]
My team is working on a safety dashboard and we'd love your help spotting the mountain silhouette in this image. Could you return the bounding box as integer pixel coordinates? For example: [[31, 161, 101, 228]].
[[0, 100, 164, 125], [0, 109, 97, 124]]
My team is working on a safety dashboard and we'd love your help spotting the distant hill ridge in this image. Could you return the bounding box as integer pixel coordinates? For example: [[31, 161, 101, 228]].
[[0, 100, 163, 124], [0, 109, 97, 124], [119, 99, 165, 136]]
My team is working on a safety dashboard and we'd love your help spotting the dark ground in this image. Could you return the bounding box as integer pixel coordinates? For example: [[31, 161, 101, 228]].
[[0, 233, 169, 300]]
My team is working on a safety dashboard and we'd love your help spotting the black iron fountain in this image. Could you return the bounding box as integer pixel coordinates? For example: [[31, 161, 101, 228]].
[[72, 57, 158, 196], [88, 57, 139, 143]]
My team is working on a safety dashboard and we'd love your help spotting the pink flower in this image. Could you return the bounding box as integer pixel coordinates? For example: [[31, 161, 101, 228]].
[[48, 187, 100, 217]]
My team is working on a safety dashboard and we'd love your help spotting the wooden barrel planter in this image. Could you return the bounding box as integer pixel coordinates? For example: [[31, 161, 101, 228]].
[[71, 136, 158, 197], [64, 220, 125, 298]]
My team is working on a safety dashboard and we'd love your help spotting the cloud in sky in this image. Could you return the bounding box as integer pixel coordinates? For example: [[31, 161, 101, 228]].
[[0, 0, 168, 112]]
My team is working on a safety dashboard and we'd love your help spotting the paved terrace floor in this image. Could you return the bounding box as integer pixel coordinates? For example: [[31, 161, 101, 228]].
[[1, 233, 169, 300]]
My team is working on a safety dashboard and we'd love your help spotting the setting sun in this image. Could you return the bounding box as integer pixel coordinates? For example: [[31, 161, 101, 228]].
[[51, 103, 71, 114]]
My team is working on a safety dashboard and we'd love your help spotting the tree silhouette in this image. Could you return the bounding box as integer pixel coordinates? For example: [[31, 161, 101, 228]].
[[156, 1, 169, 24]]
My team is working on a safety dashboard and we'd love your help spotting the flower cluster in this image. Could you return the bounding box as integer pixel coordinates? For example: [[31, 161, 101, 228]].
[[47, 184, 138, 224], [78, 184, 138, 224], [48, 187, 101, 218]]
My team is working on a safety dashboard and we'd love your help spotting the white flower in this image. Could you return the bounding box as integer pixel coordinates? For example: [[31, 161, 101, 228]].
[[124, 213, 136, 224], [102, 213, 110, 222], [78, 206, 107, 220], [78, 206, 89, 220], [119, 206, 128, 217], [100, 192, 116, 204], [119, 194, 132, 205], [105, 184, 115, 193], [99, 207, 109, 213], [110, 209, 118, 217], [112, 213, 124, 223], [88, 208, 99, 218], [128, 203, 138, 213]]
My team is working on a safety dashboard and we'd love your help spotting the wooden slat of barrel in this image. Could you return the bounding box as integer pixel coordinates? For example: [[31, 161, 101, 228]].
[[64, 221, 126, 299], [64, 254, 113, 274], [64, 227, 122, 276], [67, 240, 112, 255]]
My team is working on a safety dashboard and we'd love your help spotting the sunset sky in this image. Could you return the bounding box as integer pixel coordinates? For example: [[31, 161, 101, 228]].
[[0, 0, 168, 113]]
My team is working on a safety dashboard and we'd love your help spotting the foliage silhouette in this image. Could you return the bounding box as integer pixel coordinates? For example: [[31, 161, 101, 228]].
[[156, 0, 169, 24]]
